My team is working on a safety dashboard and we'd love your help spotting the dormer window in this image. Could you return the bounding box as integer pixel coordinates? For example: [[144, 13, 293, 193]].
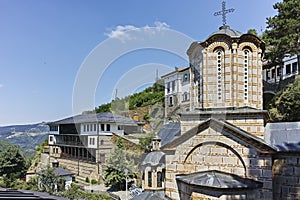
[[183, 73, 189, 82]]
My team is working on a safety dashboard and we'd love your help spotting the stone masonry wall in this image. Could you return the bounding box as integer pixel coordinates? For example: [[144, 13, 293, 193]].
[[164, 127, 273, 200], [273, 154, 300, 199]]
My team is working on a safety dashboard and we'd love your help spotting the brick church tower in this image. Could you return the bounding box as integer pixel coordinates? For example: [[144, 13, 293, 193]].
[[181, 25, 268, 139]]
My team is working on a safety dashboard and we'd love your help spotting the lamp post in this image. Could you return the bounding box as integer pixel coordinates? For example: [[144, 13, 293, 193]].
[[124, 168, 128, 200]]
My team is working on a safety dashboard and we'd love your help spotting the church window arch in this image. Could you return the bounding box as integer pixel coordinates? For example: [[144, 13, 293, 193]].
[[243, 47, 252, 101], [214, 47, 225, 100]]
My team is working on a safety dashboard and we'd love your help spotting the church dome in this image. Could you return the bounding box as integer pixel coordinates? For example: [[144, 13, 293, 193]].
[[208, 25, 242, 39]]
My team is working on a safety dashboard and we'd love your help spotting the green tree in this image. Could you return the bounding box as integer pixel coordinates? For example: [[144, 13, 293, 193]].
[[247, 29, 259, 36], [138, 134, 154, 153], [0, 147, 26, 187], [268, 77, 300, 121], [103, 139, 136, 190], [263, 0, 300, 64], [38, 166, 64, 194]]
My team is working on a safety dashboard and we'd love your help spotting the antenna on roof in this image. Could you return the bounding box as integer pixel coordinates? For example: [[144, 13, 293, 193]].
[[214, 1, 235, 26], [114, 89, 118, 100]]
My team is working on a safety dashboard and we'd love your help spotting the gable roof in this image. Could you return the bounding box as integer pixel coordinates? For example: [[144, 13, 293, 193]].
[[48, 112, 138, 125], [161, 118, 276, 152]]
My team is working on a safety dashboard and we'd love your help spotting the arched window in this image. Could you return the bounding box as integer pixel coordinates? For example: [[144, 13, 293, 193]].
[[215, 48, 224, 100], [169, 96, 173, 106], [148, 171, 152, 187], [157, 171, 162, 187], [243, 49, 251, 101]]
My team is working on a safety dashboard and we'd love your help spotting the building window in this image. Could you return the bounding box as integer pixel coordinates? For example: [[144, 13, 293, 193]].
[[244, 49, 250, 101], [100, 153, 105, 164], [148, 171, 152, 187], [286, 64, 291, 74], [167, 82, 170, 93], [169, 96, 173, 106], [292, 62, 298, 73], [55, 148, 58, 154], [171, 81, 175, 91], [106, 124, 110, 131], [101, 124, 105, 131], [157, 171, 162, 187], [100, 140, 104, 145], [89, 138, 95, 145], [271, 68, 275, 79], [277, 67, 281, 77], [49, 136, 53, 142], [215, 49, 224, 100], [50, 125, 58, 131], [183, 73, 189, 82], [87, 124, 90, 132], [182, 92, 189, 102], [83, 125, 86, 132], [94, 124, 97, 131], [53, 148, 56, 154]]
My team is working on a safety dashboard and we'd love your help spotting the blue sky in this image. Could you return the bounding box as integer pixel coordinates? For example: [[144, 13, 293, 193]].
[[0, 0, 279, 126]]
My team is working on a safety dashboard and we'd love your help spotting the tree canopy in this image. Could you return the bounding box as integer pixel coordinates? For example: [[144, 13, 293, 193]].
[[263, 0, 300, 64], [0, 147, 26, 187], [268, 77, 300, 121], [103, 138, 136, 190]]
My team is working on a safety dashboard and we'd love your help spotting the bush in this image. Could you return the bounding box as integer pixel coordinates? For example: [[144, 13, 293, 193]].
[[85, 177, 90, 183], [91, 179, 98, 185]]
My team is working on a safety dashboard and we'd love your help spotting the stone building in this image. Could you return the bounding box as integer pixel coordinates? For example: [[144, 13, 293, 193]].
[[136, 24, 300, 200], [47, 112, 143, 183]]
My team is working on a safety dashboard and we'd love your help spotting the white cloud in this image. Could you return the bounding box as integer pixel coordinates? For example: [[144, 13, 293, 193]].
[[105, 21, 170, 42]]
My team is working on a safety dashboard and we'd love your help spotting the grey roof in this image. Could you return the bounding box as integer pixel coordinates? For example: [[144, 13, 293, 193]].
[[131, 190, 170, 200], [0, 187, 69, 200], [37, 167, 75, 177], [49, 112, 138, 125], [162, 118, 276, 152], [157, 122, 181, 146], [176, 170, 263, 189], [141, 151, 165, 169], [264, 122, 300, 151], [207, 25, 242, 39], [54, 167, 75, 176]]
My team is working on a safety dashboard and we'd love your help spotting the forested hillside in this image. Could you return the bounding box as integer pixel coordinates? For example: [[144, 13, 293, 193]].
[[94, 79, 164, 114]]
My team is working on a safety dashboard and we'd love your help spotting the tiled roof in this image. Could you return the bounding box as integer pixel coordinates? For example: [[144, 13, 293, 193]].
[[176, 170, 263, 189], [48, 112, 138, 125], [265, 122, 300, 151]]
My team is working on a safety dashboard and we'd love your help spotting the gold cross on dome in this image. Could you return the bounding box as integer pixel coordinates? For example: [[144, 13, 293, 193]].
[[214, 1, 235, 26]]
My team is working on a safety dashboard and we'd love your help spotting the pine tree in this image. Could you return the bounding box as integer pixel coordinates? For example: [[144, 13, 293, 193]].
[[263, 0, 300, 64], [103, 138, 136, 190], [0, 147, 26, 187]]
